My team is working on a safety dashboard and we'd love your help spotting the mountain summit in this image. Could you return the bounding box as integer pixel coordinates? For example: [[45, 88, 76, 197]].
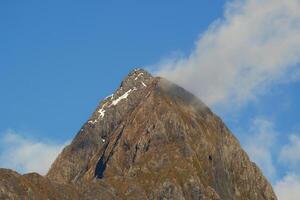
[[0, 69, 277, 200]]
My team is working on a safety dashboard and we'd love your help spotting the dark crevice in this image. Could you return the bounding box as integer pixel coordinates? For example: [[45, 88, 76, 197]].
[[95, 155, 106, 179], [94, 142, 109, 179], [94, 126, 125, 179], [123, 139, 130, 151], [132, 145, 138, 164]]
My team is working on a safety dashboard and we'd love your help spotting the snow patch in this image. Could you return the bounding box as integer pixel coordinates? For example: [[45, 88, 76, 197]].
[[88, 102, 109, 124], [96, 102, 109, 119], [105, 94, 114, 99], [88, 120, 98, 124], [141, 81, 147, 87], [88, 86, 138, 125], [134, 68, 142, 72], [134, 73, 144, 80], [111, 88, 137, 106], [98, 108, 105, 118]]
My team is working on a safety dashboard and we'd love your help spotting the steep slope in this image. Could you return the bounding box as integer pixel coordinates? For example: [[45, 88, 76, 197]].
[[1, 69, 277, 200], [46, 69, 276, 200], [47, 69, 155, 183]]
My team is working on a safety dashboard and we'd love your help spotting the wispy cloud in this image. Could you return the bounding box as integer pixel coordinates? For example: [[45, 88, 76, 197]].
[[155, 0, 300, 107], [275, 174, 300, 200], [242, 118, 277, 179], [0, 130, 68, 175], [279, 134, 300, 168], [240, 118, 300, 199]]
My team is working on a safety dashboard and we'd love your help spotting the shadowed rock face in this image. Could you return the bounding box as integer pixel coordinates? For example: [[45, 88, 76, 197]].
[[0, 69, 277, 200]]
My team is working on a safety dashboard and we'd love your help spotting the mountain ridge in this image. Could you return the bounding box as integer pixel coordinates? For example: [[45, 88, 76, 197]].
[[0, 69, 277, 200]]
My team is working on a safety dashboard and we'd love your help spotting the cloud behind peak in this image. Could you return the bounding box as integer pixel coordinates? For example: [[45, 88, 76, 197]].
[[156, 0, 300, 107]]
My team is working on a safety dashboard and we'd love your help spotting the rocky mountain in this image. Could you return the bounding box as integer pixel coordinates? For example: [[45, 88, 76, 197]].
[[0, 69, 277, 200]]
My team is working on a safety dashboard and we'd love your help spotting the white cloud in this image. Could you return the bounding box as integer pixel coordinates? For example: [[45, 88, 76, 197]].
[[242, 118, 277, 179], [0, 130, 67, 175], [279, 134, 300, 167], [275, 174, 300, 200], [156, 0, 300, 107], [241, 119, 300, 200]]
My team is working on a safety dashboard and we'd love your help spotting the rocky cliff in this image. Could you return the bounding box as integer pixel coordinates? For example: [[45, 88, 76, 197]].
[[0, 69, 277, 200]]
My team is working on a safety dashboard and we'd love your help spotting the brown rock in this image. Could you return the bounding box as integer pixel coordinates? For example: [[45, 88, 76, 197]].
[[0, 69, 277, 200]]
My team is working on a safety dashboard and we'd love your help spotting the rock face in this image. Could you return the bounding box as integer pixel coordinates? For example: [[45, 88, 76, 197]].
[[0, 69, 277, 200]]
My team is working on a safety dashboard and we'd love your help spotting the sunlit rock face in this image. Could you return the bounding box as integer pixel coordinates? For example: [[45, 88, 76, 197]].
[[1, 69, 277, 200]]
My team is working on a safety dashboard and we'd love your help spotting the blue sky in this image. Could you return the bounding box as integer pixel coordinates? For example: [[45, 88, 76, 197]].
[[1, 1, 300, 199], [0, 0, 225, 142]]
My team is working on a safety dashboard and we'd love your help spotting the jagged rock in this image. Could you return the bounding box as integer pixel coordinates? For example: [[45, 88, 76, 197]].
[[0, 69, 277, 200]]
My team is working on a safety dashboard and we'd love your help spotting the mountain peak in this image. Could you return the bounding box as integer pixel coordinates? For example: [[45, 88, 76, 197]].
[[0, 69, 277, 200], [120, 68, 153, 88], [83, 68, 154, 126], [132, 67, 151, 75]]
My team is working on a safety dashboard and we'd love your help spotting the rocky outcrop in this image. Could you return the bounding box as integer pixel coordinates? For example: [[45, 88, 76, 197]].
[[0, 69, 277, 200], [0, 168, 122, 199]]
